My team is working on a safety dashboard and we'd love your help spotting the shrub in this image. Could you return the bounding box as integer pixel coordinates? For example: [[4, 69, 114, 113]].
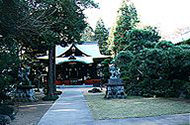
[[118, 43, 190, 98], [0, 105, 16, 120]]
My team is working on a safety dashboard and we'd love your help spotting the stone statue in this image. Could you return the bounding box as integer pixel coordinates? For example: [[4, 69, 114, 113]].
[[15, 64, 36, 102], [105, 63, 126, 99], [23, 65, 31, 86], [18, 66, 23, 85], [109, 64, 121, 79]]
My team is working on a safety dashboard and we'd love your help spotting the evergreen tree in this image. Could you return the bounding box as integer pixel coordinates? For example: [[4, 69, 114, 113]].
[[126, 27, 161, 54], [0, 0, 98, 100], [80, 25, 95, 42], [107, 24, 116, 54], [110, 0, 139, 55], [28, 0, 98, 100], [94, 18, 109, 55], [0, 0, 28, 103]]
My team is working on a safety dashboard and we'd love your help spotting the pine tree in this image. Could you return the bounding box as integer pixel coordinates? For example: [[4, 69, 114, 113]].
[[94, 18, 109, 55]]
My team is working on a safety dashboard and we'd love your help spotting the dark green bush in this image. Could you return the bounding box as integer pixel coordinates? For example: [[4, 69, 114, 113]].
[[0, 115, 11, 125], [116, 42, 190, 98], [0, 105, 15, 120]]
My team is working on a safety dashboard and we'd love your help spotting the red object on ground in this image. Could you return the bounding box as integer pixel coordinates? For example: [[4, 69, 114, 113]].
[[55, 81, 64, 85], [55, 79, 101, 85], [84, 79, 101, 85], [63, 80, 71, 85]]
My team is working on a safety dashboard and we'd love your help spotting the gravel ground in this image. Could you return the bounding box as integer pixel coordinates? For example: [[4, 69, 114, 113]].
[[10, 91, 54, 125]]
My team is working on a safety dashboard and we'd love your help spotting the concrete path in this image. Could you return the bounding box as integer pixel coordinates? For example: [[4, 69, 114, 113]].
[[38, 88, 190, 125], [38, 88, 93, 125]]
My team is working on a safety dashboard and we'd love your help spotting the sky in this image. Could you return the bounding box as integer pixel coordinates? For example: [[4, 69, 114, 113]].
[[84, 0, 190, 39]]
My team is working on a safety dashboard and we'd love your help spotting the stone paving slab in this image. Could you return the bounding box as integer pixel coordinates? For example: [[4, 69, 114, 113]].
[[38, 88, 190, 125]]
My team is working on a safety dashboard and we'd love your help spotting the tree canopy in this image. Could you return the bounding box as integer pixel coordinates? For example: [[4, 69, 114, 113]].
[[0, 0, 98, 102], [109, 0, 139, 54], [94, 18, 109, 55]]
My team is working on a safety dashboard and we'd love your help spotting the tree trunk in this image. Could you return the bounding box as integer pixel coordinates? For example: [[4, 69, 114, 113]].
[[47, 46, 56, 95], [53, 46, 56, 92], [43, 46, 58, 101]]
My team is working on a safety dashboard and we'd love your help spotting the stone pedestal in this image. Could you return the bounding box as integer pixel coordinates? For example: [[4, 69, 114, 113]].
[[105, 79, 126, 99], [14, 85, 37, 102]]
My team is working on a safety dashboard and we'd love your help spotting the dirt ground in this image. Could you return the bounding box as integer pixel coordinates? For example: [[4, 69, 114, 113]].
[[10, 91, 54, 125]]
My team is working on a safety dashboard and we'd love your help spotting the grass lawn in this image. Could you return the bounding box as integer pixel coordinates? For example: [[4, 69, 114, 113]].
[[84, 92, 190, 120]]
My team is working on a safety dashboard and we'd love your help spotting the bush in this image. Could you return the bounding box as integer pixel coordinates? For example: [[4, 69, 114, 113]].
[[182, 82, 190, 98], [0, 105, 16, 120], [0, 115, 11, 125], [117, 43, 190, 98]]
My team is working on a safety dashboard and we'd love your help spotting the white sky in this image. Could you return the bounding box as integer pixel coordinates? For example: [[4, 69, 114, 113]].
[[84, 0, 190, 37]]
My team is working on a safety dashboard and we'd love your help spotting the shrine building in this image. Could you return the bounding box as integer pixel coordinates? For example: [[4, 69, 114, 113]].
[[38, 42, 110, 85]]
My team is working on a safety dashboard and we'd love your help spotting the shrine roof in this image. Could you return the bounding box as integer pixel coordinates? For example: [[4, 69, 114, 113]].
[[56, 42, 109, 58], [56, 57, 93, 64], [37, 42, 110, 64]]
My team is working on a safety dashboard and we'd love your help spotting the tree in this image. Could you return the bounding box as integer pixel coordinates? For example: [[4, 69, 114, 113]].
[[109, 0, 139, 55], [28, 0, 98, 100], [80, 25, 95, 42], [0, 0, 28, 103], [0, 0, 98, 100], [94, 18, 109, 55], [116, 40, 190, 98], [125, 27, 161, 54]]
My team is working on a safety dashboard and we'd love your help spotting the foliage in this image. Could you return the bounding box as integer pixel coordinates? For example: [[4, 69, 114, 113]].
[[0, 104, 15, 120], [0, 40, 19, 104], [109, 0, 139, 54], [177, 37, 190, 45], [0, 0, 98, 101], [115, 50, 133, 83], [80, 25, 95, 42], [101, 59, 111, 83], [125, 27, 161, 54], [115, 42, 190, 98], [155, 40, 175, 49], [94, 18, 109, 55]]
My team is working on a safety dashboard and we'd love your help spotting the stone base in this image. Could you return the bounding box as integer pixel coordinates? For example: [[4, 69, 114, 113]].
[[105, 79, 126, 99], [14, 85, 37, 102]]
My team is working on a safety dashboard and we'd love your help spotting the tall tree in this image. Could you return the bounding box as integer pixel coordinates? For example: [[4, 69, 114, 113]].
[[29, 0, 98, 100], [0, 0, 28, 103], [80, 25, 95, 42], [109, 0, 139, 55], [94, 18, 109, 55], [0, 0, 98, 100]]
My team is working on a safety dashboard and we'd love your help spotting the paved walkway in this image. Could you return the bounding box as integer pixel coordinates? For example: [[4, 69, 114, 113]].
[[38, 88, 190, 125], [38, 88, 93, 125]]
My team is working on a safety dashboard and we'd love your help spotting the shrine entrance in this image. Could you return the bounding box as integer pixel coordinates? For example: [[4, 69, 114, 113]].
[[38, 42, 110, 85], [56, 61, 97, 85]]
